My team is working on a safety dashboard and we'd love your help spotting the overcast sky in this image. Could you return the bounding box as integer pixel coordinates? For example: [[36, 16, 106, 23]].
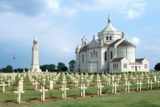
[[0, 0, 160, 69]]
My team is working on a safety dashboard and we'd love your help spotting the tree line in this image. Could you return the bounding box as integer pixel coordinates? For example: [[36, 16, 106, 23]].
[[2, 61, 160, 73], [0, 60, 76, 73]]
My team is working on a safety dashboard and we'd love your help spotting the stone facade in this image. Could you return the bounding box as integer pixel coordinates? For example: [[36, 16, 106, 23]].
[[75, 16, 149, 72]]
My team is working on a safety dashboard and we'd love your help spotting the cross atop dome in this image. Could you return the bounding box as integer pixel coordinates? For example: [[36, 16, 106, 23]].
[[108, 15, 111, 24]]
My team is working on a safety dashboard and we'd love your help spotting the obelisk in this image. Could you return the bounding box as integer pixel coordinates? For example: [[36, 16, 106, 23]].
[[31, 36, 41, 72]]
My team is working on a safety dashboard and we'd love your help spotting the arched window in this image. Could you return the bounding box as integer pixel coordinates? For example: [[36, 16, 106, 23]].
[[91, 52, 92, 58], [106, 36, 108, 40], [111, 51, 113, 59], [93, 50, 96, 56], [82, 54, 84, 63], [110, 36, 112, 40], [96, 52, 97, 58], [104, 51, 107, 61]]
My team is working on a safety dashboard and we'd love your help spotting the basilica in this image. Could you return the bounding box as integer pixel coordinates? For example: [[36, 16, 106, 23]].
[[75, 16, 149, 72]]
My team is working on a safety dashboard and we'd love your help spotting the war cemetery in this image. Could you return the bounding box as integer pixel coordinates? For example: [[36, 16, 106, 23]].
[[1, 70, 160, 107], [0, 16, 160, 106], [1, 0, 160, 107]]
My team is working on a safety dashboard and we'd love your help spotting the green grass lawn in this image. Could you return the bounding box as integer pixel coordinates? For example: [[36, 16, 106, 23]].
[[0, 72, 160, 107], [1, 90, 160, 107]]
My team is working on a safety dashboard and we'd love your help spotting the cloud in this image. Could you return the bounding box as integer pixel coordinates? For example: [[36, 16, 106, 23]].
[[0, 0, 146, 18], [47, 0, 59, 9], [72, 0, 146, 19], [131, 37, 140, 45], [145, 45, 160, 52], [122, 2, 146, 19], [61, 48, 71, 53], [0, 0, 46, 16]]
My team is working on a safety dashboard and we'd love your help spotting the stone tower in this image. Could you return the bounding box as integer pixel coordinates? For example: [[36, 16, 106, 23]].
[[31, 36, 41, 72]]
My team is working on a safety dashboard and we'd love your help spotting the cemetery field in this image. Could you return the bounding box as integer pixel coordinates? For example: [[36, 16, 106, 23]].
[[1, 90, 160, 107], [0, 72, 160, 107]]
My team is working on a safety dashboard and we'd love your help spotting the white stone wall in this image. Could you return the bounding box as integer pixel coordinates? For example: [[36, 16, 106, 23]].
[[98, 31, 122, 44], [110, 62, 121, 72], [117, 46, 135, 63]]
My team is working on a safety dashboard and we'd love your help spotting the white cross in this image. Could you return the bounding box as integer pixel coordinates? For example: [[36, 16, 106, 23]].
[[112, 82, 118, 94], [59, 85, 69, 99], [96, 78, 101, 85], [14, 87, 24, 104], [34, 81, 40, 90], [74, 79, 79, 88], [97, 83, 104, 96], [40, 86, 48, 102], [147, 80, 153, 90], [0, 82, 7, 93], [79, 84, 87, 97], [124, 81, 131, 93], [49, 80, 54, 90]]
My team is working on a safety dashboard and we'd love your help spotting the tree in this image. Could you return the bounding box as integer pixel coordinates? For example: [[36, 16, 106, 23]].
[[14, 68, 28, 72], [40, 64, 56, 72], [57, 62, 68, 71], [69, 60, 76, 71], [2, 65, 13, 73], [155, 63, 160, 71]]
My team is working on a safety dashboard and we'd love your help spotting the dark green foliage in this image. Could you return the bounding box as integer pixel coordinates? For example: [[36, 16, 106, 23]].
[[0, 65, 13, 73], [155, 63, 160, 71], [40, 64, 56, 72], [57, 62, 68, 71], [14, 68, 28, 72], [69, 60, 76, 71]]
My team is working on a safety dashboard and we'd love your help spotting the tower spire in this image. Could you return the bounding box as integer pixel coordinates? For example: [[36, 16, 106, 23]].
[[34, 36, 38, 42], [108, 15, 111, 24]]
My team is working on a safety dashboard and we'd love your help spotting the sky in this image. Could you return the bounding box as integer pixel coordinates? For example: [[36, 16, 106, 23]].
[[0, 0, 160, 69]]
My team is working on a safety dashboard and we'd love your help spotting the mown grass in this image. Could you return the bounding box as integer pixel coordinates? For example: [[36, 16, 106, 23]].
[[1, 90, 160, 107], [0, 72, 160, 107]]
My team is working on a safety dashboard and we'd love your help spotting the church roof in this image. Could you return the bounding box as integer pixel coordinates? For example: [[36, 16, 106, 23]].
[[111, 57, 124, 62], [101, 23, 118, 32], [136, 58, 144, 63], [108, 39, 135, 47], [118, 40, 135, 47], [103, 43, 109, 47], [79, 46, 87, 53], [101, 16, 118, 32], [109, 39, 121, 47]]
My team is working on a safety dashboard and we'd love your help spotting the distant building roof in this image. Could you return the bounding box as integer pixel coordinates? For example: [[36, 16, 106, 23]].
[[109, 39, 121, 47], [111, 57, 124, 62], [119, 40, 135, 47], [79, 46, 87, 53], [136, 58, 144, 63]]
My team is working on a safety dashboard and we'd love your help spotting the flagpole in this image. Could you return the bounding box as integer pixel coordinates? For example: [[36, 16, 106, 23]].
[[13, 55, 15, 73]]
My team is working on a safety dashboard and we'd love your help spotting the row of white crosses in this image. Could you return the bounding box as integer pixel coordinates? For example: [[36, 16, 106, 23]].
[[2, 72, 160, 104], [0, 73, 17, 93]]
